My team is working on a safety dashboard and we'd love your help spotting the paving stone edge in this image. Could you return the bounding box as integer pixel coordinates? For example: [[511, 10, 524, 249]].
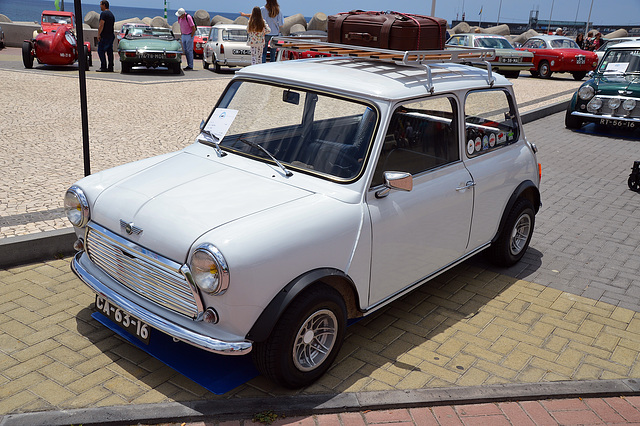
[[1, 379, 638, 426]]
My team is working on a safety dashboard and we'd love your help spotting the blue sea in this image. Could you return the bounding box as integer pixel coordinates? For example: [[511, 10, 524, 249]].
[[0, 0, 238, 24]]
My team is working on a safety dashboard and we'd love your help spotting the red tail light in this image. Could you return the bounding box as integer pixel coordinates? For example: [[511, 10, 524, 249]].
[[494, 56, 500, 62], [523, 56, 533, 63], [166, 53, 176, 58], [220, 44, 224, 54], [538, 163, 542, 181], [125, 52, 135, 57]]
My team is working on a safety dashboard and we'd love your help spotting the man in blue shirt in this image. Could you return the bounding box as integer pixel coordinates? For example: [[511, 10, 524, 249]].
[[97, 0, 115, 72]]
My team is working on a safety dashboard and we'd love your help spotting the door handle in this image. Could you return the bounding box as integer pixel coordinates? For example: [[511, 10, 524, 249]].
[[456, 181, 476, 191]]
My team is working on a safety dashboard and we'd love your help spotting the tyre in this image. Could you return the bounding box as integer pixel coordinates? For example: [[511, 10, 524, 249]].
[[252, 284, 347, 388], [488, 198, 535, 267], [565, 104, 583, 129], [120, 62, 131, 74], [213, 54, 221, 73], [83, 45, 90, 70], [538, 60, 552, 78], [86, 44, 92, 67], [171, 62, 181, 74], [530, 70, 539, 77], [203, 57, 209, 69], [22, 41, 34, 69], [629, 176, 640, 192], [503, 71, 519, 79], [572, 71, 586, 81]]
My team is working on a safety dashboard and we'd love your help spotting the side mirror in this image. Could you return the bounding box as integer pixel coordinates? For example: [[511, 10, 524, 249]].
[[376, 171, 413, 198]]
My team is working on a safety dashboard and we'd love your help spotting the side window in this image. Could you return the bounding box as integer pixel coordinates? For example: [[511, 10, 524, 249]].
[[464, 90, 519, 157], [371, 96, 458, 187]]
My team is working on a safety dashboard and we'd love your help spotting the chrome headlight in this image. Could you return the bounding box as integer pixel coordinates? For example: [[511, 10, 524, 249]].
[[64, 186, 89, 227], [608, 98, 621, 110], [587, 97, 603, 113], [578, 85, 595, 101], [623, 98, 637, 111], [190, 244, 229, 295]]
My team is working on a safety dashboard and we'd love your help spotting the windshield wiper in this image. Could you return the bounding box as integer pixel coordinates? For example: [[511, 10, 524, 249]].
[[198, 127, 227, 157], [239, 138, 292, 177]]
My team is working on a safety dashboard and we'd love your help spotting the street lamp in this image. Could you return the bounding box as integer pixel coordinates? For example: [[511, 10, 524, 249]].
[[497, 0, 503, 25], [431, 0, 436, 16], [585, 0, 594, 35]]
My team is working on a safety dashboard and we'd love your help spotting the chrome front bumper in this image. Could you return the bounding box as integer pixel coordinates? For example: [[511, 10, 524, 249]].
[[571, 111, 640, 124], [71, 251, 252, 356]]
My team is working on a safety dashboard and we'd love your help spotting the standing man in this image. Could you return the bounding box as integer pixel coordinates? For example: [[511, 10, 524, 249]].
[[97, 0, 115, 72], [176, 8, 195, 70]]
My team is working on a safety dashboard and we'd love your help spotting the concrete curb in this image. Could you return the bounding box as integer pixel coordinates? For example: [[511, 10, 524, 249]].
[[2, 379, 639, 426], [0, 227, 76, 269], [0, 101, 568, 270]]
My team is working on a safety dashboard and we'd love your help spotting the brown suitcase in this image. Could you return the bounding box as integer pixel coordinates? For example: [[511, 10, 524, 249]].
[[328, 11, 447, 51]]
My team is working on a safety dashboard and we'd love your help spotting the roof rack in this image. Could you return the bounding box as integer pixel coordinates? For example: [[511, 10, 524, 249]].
[[271, 37, 497, 92]]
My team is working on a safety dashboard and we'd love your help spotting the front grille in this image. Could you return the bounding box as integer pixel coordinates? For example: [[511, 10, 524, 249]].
[[85, 223, 199, 318]]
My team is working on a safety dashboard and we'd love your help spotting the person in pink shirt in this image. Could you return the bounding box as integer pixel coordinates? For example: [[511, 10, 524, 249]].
[[176, 8, 196, 70]]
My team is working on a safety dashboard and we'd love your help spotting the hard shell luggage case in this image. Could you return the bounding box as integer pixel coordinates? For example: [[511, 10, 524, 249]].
[[327, 11, 447, 51]]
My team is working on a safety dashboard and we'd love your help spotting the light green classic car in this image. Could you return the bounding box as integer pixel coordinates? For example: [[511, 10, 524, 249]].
[[118, 27, 182, 74], [566, 41, 640, 130]]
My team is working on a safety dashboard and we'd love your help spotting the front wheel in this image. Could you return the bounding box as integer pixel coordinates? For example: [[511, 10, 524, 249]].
[[203, 57, 209, 69], [629, 175, 640, 192], [252, 284, 347, 388], [565, 104, 583, 129], [538, 61, 552, 78], [488, 199, 535, 267], [83, 45, 90, 70], [22, 41, 34, 69], [572, 71, 587, 81]]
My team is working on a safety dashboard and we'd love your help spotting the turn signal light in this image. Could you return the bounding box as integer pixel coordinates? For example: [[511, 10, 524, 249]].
[[538, 163, 542, 181]]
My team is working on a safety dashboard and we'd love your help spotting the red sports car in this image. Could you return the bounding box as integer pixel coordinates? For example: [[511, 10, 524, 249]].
[[517, 35, 597, 80], [193, 26, 211, 58], [22, 10, 92, 70]]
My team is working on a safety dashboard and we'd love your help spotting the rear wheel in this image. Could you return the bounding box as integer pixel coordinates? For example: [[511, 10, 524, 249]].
[[171, 62, 181, 74], [538, 60, 552, 78], [203, 57, 209, 69], [252, 284, 347, 388], [120, 61, 131, 74], [503, 71, 520, 79], [572, 71, 586, 81], [629, 176, 640, 192], [530, 70, 539, 77], [22, 41, 34, 69], [488, 199, 535, 267], [565, 104, 583, 129], [213, 54, 221, 73], [83, 45, 90, 70]]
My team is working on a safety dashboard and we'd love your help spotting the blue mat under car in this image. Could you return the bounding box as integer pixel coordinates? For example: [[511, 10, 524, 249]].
[[92, 312, 259, 394]]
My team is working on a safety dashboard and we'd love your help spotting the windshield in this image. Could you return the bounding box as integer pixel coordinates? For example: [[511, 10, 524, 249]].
[[42, 14, 72, 25], [599, 49, 640, 74], [474, 36, 514, 49], [202, 80, 377, 180], [196, 27, 210, 36], [222, 29, 248, 42], [550, 38, 580, 49], [126, 27, 175, 40]]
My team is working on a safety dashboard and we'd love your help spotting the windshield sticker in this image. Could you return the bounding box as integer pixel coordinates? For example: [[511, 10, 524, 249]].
[[489, 133, 496, 147], [467, 139, 475, 155], [605, 62, 629, 73], [204, 108, 238, 140]]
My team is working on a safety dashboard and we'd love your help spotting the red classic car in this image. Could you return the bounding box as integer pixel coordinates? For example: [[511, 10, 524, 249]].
[[193, 26, 211, 58], [22, 10, 92, 70], [517, 35, 597, 80]]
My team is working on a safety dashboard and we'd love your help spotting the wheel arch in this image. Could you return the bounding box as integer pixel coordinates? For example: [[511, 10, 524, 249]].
[[246, 268, 361, 343], [492, 180, 540, 244]]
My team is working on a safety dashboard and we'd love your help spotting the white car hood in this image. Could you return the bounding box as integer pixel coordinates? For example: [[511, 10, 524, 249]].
[[90, 152, 312, 262]]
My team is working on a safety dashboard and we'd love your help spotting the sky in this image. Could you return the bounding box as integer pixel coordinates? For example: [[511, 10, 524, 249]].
[[105, 0, 639, 26]]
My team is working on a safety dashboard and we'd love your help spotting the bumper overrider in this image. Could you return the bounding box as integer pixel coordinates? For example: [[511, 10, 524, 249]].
[[71, 251, 253, 355]]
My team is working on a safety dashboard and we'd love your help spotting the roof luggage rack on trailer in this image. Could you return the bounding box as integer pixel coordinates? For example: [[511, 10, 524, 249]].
[[271, 37, 497, 92]]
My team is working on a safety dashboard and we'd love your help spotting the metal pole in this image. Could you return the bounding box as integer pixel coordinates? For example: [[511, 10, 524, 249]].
[[547, 0, 554, 34], [585, 0, 594, 35], [164, 0, 167, 19], [431, 0, 436, 16], [73, 0, 91, 176], [497, 0, 502, 25]]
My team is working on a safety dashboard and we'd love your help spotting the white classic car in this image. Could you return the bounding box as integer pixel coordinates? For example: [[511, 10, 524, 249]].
[[66, 41, 541, 388], [202, 23, 251, 72]]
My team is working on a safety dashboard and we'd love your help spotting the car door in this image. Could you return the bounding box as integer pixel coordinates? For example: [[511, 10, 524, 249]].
[[366, 95, 474, 305]]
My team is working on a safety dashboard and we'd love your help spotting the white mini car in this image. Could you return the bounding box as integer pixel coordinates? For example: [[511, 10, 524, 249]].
[[66, 41, 541, 388], [202, 23, 251, 72]]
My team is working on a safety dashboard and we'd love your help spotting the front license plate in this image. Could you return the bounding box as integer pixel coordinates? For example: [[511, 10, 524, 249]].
[[600, 118, 635, 128], [232, 49, 250, 55], [95, 295, 150, 344]]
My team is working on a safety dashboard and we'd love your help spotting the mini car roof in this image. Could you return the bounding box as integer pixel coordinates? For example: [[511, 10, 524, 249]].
[[42, 10, 73, 17], [607, 40, 640, 49]]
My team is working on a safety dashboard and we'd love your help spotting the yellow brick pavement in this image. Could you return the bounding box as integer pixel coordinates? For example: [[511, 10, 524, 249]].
[[2, 258, 640, 416]]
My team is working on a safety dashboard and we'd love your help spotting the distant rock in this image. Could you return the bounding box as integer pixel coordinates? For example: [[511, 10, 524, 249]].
[[171, 22, 180, 35], [143, 17, 152, 25], [281, 13, 307, 36], [604, 29, 628, 38], [194, 10, 210, 27], [451, 22, 471, 34], [114, 17, 145, 32], [290, 23, 306, 34], [211, 15, 233, 26], [513, 29, 539, 45], [308, 13, 327, 32], [150, 16, 169, 28], [234, 16, 248, 25], [84, 11, 100, 29], [0, 14, 11, 23], [484, 24, 510, 36]]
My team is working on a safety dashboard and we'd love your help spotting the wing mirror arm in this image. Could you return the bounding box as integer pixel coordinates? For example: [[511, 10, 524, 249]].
[[375, 171, 413, 198]]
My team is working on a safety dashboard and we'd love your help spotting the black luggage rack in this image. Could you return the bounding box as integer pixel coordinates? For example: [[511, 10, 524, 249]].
[[270, 37, 497, 92]]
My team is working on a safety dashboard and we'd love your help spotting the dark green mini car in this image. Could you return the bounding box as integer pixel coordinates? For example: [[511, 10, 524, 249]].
[[566, 41, 640, 130], [118, 27, 182, 74]]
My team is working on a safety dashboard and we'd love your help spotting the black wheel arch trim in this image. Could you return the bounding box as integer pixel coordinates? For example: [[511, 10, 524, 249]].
[[492, 180, 540, 244], [246, 268, 357, 343]]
